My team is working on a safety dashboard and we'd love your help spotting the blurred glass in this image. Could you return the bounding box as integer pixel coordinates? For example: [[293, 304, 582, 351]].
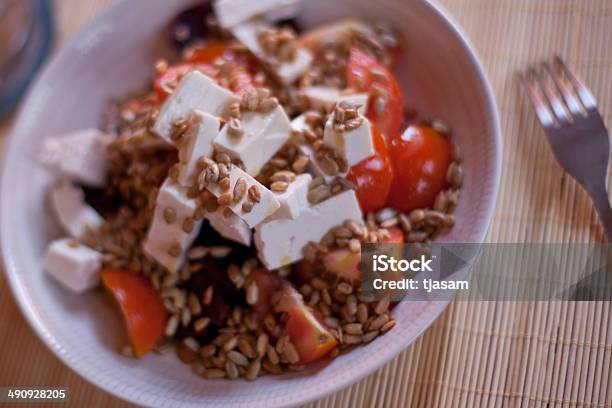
[[0, 0, 53, 118]]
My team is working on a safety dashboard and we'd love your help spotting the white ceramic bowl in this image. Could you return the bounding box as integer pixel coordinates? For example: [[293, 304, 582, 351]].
[[0, 0, 501, 406]]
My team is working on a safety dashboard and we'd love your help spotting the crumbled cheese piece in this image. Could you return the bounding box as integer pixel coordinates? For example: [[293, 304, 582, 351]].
[[323, 114, 375, 167], [299, 18, 375, 50], [204, 209, 252, 246], [303, 86, 369, 114], [44, 238, 102, 293], [207, 166, 280, 228], [153, 71, 236, 144], [272, 173, 311, 220], [39, 128, 113, 187], [232, 19, 312, 85], [50, 182, 104, 238], [291, 114, 346, 183], [255, 190, 362, 269], [214, 105, 292, 176], [214, 0, 301, 28], [177, 111, 220, 186], [143, 179, 203, 273]]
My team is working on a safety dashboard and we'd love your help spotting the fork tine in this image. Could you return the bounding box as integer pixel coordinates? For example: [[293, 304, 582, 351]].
[[554, 56, 597, 110], [536, 63, 571, 124], [542, 61, 583, 118], [519, 68, 555, 127]]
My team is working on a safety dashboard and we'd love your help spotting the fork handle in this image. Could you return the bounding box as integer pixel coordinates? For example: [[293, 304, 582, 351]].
[[586, 183, 612, 241]]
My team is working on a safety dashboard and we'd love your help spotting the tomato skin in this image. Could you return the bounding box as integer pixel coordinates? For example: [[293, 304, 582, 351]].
[[387, 125, 452, 213], [284, 306, 337, 363], [101, 269, 168, 357], [245, 268, 282, 322], [184, 41, 229, 64], [346, 48, 404, 138], [347, 125, 394, 213], [153, 63, 216, 102], [277, 285, 338, 363]]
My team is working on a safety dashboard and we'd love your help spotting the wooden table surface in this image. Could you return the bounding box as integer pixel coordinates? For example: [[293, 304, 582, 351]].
[[1, 1, 612, 407]]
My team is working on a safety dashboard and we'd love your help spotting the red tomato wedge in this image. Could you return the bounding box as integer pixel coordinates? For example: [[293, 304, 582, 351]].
[[184, 41, 229, 65], [101, 269, 167, 357], [347, 125, 394, 213], [245, 268, 282, 322], [387, 125, 452, 213], [346, 48, 404, 138], [276, 285, 338, 363]]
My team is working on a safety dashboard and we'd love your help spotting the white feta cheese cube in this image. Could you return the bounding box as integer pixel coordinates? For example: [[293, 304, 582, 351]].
[[207, 166, 280, 227], [153, 71, 236, 144], [39, 128, 113, 187], [214, 105, 292, 176], [50, 182, 104, 238], [337, 94, 369, 114], [232, 19, 312, 85], [275, 47, 313, 85], [272, 173, 311, 220], [177, 111, 220, 187], [303, 86, 369, 114], [214, 0, 301, 28], [323, 114, 375, 167], [44, 238, 102, 293], [255, 190, 362, 269], [291, 114, 346, 183], [231, 19, 266, 53], [204, 209, 252, 246], [143, 179, 203, 273]]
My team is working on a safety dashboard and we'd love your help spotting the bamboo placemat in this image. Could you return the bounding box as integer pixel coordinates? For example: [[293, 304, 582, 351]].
[[1, 0, 612, 407]]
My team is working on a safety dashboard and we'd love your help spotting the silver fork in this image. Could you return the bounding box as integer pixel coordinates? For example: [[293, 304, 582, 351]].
[[520, 56, 612, 240]]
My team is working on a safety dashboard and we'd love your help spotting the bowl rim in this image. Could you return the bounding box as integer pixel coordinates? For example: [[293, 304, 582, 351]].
[[0, 0, 502, 406]]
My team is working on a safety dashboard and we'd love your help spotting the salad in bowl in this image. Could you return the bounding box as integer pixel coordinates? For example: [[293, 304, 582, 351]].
[[37, 0, 463, 381]]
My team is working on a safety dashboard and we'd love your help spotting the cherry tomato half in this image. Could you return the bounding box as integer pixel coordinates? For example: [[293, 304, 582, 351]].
[[387, 125, 452, 213], [346, 48, 404, 138], [101, 269, 167, 357], [347, 125, 394, 213]]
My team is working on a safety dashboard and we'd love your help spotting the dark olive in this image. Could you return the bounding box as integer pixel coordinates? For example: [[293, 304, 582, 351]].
[[274, 18, 302, 34], [170, 2, 214, 50]]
